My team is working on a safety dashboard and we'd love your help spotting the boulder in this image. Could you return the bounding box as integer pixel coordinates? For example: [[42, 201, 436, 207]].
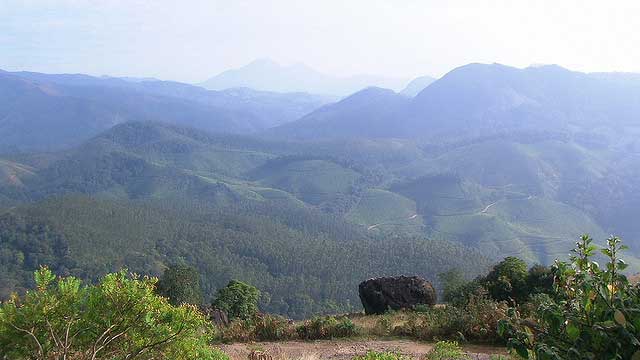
[[358, 275, 436, 315]]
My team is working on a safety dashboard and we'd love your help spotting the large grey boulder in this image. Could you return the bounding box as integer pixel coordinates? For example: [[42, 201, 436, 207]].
[[358, 275, 436, 315]]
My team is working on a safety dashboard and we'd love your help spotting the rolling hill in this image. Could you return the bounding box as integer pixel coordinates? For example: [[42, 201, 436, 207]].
[[3, 62, 640, 317], [2, 121, 634, 266]]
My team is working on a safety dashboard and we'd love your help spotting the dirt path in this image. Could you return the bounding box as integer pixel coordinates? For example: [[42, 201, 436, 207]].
[[218, 339, 506, 360], [367, 214, 419, 231]]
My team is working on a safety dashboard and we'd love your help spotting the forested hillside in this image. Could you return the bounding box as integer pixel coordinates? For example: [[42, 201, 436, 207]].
[[2, 63, 640, 319], [0, 195, 491, 318]]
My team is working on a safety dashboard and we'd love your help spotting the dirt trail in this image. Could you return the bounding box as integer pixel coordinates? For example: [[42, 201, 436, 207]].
[[219, 339, 506, 360], [367, 214, 419, 231]]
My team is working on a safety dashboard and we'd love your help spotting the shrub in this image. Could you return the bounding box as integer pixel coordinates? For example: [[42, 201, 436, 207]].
[[425, 341, 469, 360], [525, 264, 553, 296], [352, 350, 409, 360], [253, 313, 296, 341], [0, 267, 227, 360], [499, 235, 640, 359], [484, 257, 529, 303], [394, 291, 507, 343], [297, 316, 359, 340], [334, 317, 359, 337], [218, 319, 255, 343], [439, 269, 467, 303], [212, 280, 260, 321], [443, 278, 485, 307], [156, 263, 204, 305]]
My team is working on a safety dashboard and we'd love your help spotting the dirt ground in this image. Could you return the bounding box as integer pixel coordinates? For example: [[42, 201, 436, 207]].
[[218, 339, 507, 360]]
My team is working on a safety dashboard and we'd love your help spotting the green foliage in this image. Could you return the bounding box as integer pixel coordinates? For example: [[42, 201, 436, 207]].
[[157, 264, 204, 306], [499, 235, 640, 359], [525, 264, 553, 296], [218, 313, 296, 343], [252, 313, 296, 341], [395, 292, 507, 343], [0, 267, 227, 360], [484, 257, 529, 303], [212, 280, 260, 321], [352, 350, 410, 360], [425, 341, 469, 360], [217, 314, 358, 342], [0, 195, 491, 319], [296, 316, 360, 340], [438, 269, 468, 304]]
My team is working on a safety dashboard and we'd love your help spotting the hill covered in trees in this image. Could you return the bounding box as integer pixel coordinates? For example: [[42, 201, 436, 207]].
[[3, 63, 640, 320]]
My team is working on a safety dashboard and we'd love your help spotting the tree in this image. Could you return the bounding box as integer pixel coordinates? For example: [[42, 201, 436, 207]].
[[438, 269, 467, 304], [157, 264, 204, 306], [499, 235, 640, 359], [526, 264, 553, 295], [212, 280, 260, 320], [0, 267, 228, 360], [483, 256, 529, 303]]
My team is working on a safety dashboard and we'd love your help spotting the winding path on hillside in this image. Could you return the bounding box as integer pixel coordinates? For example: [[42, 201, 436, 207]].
[[367, 213, 419, 231]]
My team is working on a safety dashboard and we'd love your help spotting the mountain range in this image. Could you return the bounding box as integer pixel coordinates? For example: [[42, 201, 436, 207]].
[[0, 69, 335, 152], [2, 62, 640, 317], [199, 59, 413, 95]]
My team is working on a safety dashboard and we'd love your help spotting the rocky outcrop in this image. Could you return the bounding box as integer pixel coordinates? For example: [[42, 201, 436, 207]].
[[358, 276, 436, 314]]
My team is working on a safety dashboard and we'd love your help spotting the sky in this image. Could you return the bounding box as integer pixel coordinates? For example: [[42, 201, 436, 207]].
[[1, 0, 639, 83]]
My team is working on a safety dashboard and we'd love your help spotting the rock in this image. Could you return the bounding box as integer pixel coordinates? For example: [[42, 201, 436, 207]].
[[199, 305, 229, 327], [358, 275, 436, 314]]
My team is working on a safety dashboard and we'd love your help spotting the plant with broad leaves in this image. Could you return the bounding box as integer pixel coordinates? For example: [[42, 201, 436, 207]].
[[0, 266, 228, 360], [498, 235, 640, 359]]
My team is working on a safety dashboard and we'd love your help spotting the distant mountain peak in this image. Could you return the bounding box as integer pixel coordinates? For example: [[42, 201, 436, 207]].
[[199, 59, 410, 95], [400, 75, 436, 97]]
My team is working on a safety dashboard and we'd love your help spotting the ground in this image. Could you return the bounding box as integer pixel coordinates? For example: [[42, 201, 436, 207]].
[[219, 339, 507, 360]]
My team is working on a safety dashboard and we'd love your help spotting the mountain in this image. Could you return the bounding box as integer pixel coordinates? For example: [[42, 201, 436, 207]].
[[406, 63, 640, 139], [0, 122, 494, 317], [4, 63, 640, 318], [400, 75, 436, 97], [264, 63, 640, 260], [0, 70, 333, 152], [3, 121, 633, 266], [271, 63, 640, 141], [199, 59, 410, 96], [268, 87, 410, 139]]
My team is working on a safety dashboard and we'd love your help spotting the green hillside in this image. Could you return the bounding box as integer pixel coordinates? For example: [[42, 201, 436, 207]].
[[0, 195, 492, 318], [250, 158, 361, 205], [2, 120, 639, 311], [345, 188, 423, 234]]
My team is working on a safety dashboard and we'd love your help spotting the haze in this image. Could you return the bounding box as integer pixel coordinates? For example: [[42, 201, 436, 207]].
[[2, 0, 639, 82]]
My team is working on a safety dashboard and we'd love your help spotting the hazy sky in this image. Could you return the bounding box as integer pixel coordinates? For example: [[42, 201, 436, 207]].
[[1, 0, 639, 83]]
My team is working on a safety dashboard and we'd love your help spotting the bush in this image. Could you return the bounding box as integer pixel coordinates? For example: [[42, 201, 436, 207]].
[[253, 313, 296, 341], [352, 350, 409, 360], [425, 341, 469, 360], [439, 269, 467, 303], [212, 280, 260, 321], [499, 235, 640, 359], [218, 319, 255, 343], [297, 316, 359, 340], [393, 291, 507, 343], [484, 257, 529, 303], [0, 267, 227, 360], [157, 264, 204, 305]]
